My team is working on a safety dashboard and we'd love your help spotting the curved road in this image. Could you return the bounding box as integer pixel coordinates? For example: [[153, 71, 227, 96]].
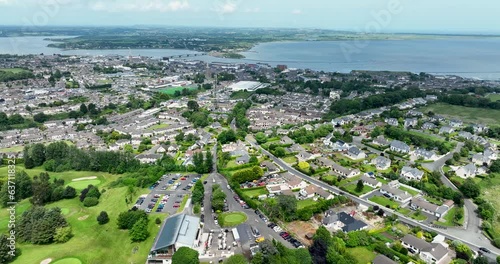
[[246, 135, 498, 257]]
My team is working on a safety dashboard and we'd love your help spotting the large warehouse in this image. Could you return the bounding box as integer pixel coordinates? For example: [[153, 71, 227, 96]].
[[228, 81, 269, 92]]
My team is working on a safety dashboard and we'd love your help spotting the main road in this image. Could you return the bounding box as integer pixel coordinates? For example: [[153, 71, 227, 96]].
[[246, 135, 498, 257]]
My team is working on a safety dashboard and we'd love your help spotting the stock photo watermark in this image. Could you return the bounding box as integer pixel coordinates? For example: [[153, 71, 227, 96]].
[[6, 154, 17, 258], [340, 0, 404, 62]]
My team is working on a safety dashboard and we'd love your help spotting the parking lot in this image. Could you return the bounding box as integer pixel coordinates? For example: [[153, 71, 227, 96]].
[[135, 173, 200, 215]]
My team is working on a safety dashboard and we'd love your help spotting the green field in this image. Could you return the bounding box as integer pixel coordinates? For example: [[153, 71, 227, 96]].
[[241, 187, 268, 198], [159, 86, 197, 95], [369, 196, 399, 209], [52, 258, 82, 264], [346, 247, 376, 263], [297, 198, 316, 209], [435, 206, 464, 227], [147, 123, 169, 130], [0, 145, 25, 152], [0, 68, 29, 74], [410, 212, 427, 221], [66, 179, 102, 190], [419, 103, 500, 126], [398, 186, 419, 196], [0, 167, 163, 264], [486, 94, 500, 102], [282, 156, 297, 164], [219, 212, 248, 227], [478, 174, 500, 236], [0, 165, 115, 185], [343, 183, 374, 196]]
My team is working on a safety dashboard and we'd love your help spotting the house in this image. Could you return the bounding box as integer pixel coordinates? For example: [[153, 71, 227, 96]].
[[148, 214, 201, 262], [236, 154, 251, 164], [439, 126, 454, 134], [280, 136, 294, 145], [410, 198, 452, 218], [404, 118, 418, 128], [300, 185, 334, 200], [156, 144, 169, 153], [422, 122, 436, 130], [401, 166, 424, 181], [346, 146, 366, 160], [211, 122, 222, 129], [322, 211, 367, 232], [373, 255, 398, 264], [260, 161, 279, 174], [473, 124, 488, 134], [458, 131, 473, 140], [331, 162, 360, 178], [472, 153, 491, 166], [332, 140, 350, 151], [360, 174, 382, 188], [485, 148, 498, 160], [135, 154, 163, 164], [455, 163, 476, 178], [400, 234, 450, 264], [380, 182, 412, 204], [390, 140, 410, 154], [303, 124, 313, 131], [385, 118, 399, 126], [284, 173, 308, 190], [296, 151, 319, 162], [372, 136, 390, 146], [371, 156, 391, 170], [449, 119, 463, 128], [414, 148, 438, 160], [288, 144, 306, 153]]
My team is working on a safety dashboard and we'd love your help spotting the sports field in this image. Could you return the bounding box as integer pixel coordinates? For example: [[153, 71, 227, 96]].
[[159, 86, 197, 95], [419, 103, 500, 126]]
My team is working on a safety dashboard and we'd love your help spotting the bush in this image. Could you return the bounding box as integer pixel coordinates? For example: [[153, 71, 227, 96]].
[[117, 210, 148, 229], [83, 197, 99, 207], [97, 211, 109, 225], [155, 217, 162, 225], [53, 226, 72, 243], [129, 218, 149, 242], [62, 186, 77, 199]]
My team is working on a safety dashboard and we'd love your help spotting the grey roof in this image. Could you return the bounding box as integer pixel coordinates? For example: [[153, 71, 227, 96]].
[[411, 198, 439, 212], [236, 153, 251, 163], [348, 146, 362, 156], [338, 212, 367, 232], [361, 174, 380, 186], [151, 214, 200, 252], [424, 243, 449, 260], [373, 254, 398, 264], [391, 140, 410, 152], [401, 234, 431, 250]]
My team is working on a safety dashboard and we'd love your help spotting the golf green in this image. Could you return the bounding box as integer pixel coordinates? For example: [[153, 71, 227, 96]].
[[66, 179, 101, 190], [60, 208, 70, 215], [52, 258, 82, 264], [220, 212, 247, 227]]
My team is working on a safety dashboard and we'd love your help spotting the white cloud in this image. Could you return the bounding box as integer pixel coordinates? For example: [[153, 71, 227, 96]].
[[0, 0, 16, 5], [291, 9, 302, 15], [244, 7, 260, 13], [213, 0, 239, 15], [90, 0, 190, 12]]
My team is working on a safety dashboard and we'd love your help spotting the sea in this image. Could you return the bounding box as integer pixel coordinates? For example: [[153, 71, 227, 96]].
[[1, 36, 500, 80]]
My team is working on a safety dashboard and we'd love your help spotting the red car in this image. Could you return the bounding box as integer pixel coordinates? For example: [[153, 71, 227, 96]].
[[173, 204, 180, 208], [180, 177, 186, 180]]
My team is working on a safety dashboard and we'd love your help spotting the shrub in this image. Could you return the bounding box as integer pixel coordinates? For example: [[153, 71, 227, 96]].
[[83, 197, 99, 207], [53, 226, 72, 243], [62, 186, 77, 199], [155, 217, 162, 225], [97, 211, 109, 225]]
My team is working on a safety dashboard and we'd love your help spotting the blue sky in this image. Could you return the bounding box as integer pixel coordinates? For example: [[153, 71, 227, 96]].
[[0, 0, 498, 34]]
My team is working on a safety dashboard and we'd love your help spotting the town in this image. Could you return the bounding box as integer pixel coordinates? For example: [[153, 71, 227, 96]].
[[1, 52, 500, 264]]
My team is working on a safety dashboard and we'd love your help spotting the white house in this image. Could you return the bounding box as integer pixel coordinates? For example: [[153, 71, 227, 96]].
[[346, 146, 366, 160], [400, 166, 424, 181], [455, 163, 476, 178]]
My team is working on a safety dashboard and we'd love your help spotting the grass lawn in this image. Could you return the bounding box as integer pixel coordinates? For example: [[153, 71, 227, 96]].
[[408, 130, 444, 142], [66, 179, 102, 190], [241, 187, 268, 198], [0, 68, 30, 73], [159, 86, 197, 95], [177, 194, 190, 213], [419, 103, 500, 126], [397, 208, 412, 216], [344, 183, 374, 196], [0, 145, 25, 152], [219, 212, 248, 227], [369, 196, 399, 209], [376, 177, 389, 184], [423, 195, 443, 206], [147, 123, 169, 130], [410, 212, 427, 221], [435, 207, 463, 227], [282, 156, 297, 164], [346, 247, 376, 263], [486, 93, 500, 102], [478, 175, 500, 235], [297, 199, 316, 209], [52, 258, 82, 264], [398, 186, 419, 196]]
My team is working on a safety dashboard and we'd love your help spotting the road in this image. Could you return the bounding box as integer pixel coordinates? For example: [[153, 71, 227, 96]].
[[202, 143, 295, 248], [246, 135, 499, 257]]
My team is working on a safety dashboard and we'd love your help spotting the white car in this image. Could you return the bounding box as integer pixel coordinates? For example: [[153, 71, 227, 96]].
[[273, 226, 282, 232]]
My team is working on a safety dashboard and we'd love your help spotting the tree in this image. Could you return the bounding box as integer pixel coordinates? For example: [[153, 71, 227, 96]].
[[62, 186, 77, 199], [155, 217, 162, 225], [53, 226, 72, 243], [298, 161, 310, 171], [490, 160, 500, 173], [18, 207, 68, 244], [172, 246, 199, 264], [117, 210, 148, 229], [0, 234, 17, 263], [255, 132, 268, 144], [454, 241, 473, 261], [187, 100, 200, 112], [80, 103, 88, 114], [473, 256, 489, 264], [33, 112, 48, 123], [355, 180, 364, 193], [129, 218, 149, 242], [97, 211, 110, 225], [0, 171, 32, 207], [83, 197, 99, 207], [175, 132, 185, 142], [274, 147, 286, 157], [31, 172, 52, 205], [225, 254, 248, 264], [460, 179, 480, 198], [217, 129, 237, 144]]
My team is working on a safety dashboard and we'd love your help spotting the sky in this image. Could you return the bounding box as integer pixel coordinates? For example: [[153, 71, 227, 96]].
[[0, 0, 498, 34]]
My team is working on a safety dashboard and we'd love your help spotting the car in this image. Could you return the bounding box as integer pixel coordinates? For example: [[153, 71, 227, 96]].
[[255, 236, 265, 243], [173, 204, 180, 208], [203, 181, 207, 184], [180, 177, 186, 180], [252, 227, 260, 237], [383, 193, 391, 198], [479, 247, 491, 253], [254, 210, 260, 214], [267, 223, 276, 228]]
